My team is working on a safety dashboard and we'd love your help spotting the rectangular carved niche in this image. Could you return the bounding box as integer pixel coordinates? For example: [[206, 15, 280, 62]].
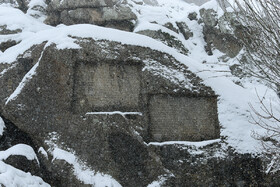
[[148, 94, 220, 142], [74, 62, 141, 113]]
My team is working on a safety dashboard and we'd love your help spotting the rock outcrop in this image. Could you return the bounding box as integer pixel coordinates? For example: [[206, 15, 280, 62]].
[[1, 0, 279, 186], [200, 8, 243, 58], [45, 0, 137, 31], [0, 37, 220, 186]]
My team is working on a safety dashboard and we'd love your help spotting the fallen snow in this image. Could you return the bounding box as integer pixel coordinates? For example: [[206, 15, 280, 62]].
[[86, 111, 143, 117], [45, 132, 122, 187], [148, 139, 221, 147], [51, 147, 122, 187], [0, 144, 50, 187], [0, 161, 50, 187], [0, 0, 278, 185], [0, 0, 277, 156], [0, 117, 5, 136], [0, 144, 39, 164], [5, 62, 40, 105], [38, 147, 48, 159], [147, 176, 168, 187]]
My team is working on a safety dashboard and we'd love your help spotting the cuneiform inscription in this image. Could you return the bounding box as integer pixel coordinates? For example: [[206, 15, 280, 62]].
[[75, 62, 141, 111], [149, 95, 219, 141]]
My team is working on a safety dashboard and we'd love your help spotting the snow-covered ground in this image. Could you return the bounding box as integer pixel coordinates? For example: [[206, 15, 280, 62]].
[[0, 142, 50, 187], [0, 0, 279, 186]]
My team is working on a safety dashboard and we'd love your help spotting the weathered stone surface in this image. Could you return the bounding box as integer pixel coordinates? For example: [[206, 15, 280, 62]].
[[149, 95, 219, 141], [48, 0, 119, 10], [200, 8, 218, 27], [176, 21, 193, 40], [200, 9, 243, 58], [108, 132, 159, 186], [45, 0, 137, 31], [183, 0, 210, 6], [0, 40, 18, 52], [4, 155, 40, 174], [74, 62, 141, 113], [188, 12, 198, 21], [0, 25, 22, 52], [143, 0, 158, 6], [150, 144, 280, 186], [137, 29, 189, 55], [0, 116, 37, 151], [0, 44, 45, 108], [0, 25, 22, 35], [0, 38, 216, 185]]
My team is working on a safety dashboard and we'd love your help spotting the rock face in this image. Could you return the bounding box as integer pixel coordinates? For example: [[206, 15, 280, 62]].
[[1, 1, 278, 186], [151, 144, 280, 186], [45, 0, 137, 31], [149, 96, 219, 141], [0, 0, 29, 12], [136, 29, 189, 55], [0, 38, 219, 186], [200, 8, 243, 58]]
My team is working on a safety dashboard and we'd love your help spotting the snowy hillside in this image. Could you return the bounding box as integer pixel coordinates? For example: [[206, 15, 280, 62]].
[[0, 0, 279, 186]]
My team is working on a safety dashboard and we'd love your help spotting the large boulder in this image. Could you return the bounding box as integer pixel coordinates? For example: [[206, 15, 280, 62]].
[[0, 0, 30, 12], [45, 0, 137, 31], [0, 37, 219, 185]]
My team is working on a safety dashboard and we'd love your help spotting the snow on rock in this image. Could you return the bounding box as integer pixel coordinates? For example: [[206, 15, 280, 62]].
[[26, 0, 47, 21], [0, 0, 277, 156], [86, 111, 143, 118], [5, 62, 39, 104], [147, 176, 168, 187], [0, 6, 50, 33], [0, 144, 50, 187], [0, 144, 39, 164], [44, 132, 121, 187], [0, 161, 50, 187], [5, 47, 45, 104], [128, 0, 275, 154], [0, 117, 5, 136], [38, 147, 48, 159], [50, 147, 122, 187], [148, 139, 221, 147]]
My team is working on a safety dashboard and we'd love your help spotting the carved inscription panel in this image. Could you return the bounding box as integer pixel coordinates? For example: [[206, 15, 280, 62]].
[[75, 62, 141, 112], [149, 95, 219, 141]]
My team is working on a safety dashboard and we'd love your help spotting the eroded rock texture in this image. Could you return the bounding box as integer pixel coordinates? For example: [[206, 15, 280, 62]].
[[45, 0, 137, 31], [0, 38, 220, 186], [0, 0, 278, 186]]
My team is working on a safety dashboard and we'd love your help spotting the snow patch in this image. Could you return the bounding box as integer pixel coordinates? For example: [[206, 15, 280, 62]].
[[38, 147, 48, 159], [46, 133, 122, 186], [0, 144, 49, 186], [0, 144, 39, 164], [0, 0, 276, 155], [5, 48, 45, 105], [86, 111, 143, 118], [51, 148, 122, 187], [148, 139, 221, 147], [0, 161, 50, 187], [0, 117, 5, 136], [5, 62, 39, 105]]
